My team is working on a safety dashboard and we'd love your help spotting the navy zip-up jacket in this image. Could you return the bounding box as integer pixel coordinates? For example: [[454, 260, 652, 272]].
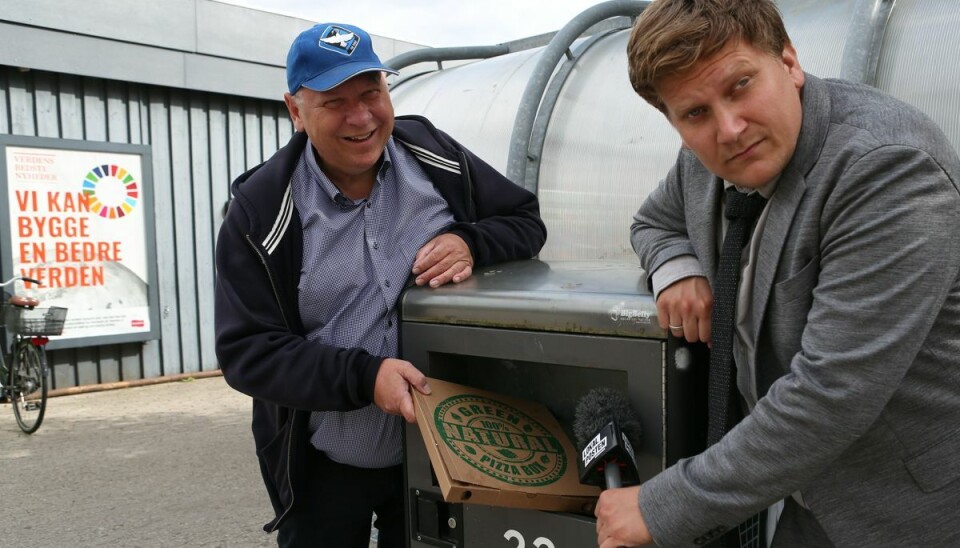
[[214, 114, 546, 531]]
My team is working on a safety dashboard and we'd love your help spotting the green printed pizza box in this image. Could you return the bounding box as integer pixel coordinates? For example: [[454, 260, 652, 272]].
[[412, 378, 601, 513]]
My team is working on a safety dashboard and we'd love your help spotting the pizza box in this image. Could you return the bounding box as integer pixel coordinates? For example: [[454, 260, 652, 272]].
[[412, 378, 600, 513]]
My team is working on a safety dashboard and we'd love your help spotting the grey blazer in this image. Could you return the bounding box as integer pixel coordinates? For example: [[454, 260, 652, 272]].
[[631, 74, 960, 547]]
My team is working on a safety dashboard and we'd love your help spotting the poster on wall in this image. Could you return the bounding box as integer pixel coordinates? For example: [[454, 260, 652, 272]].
[[0, 135, 160, 348]]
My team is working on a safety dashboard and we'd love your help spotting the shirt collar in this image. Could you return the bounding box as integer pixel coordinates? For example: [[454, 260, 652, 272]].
[[722, 176, 779, 199], [303, 136, 395, 204]]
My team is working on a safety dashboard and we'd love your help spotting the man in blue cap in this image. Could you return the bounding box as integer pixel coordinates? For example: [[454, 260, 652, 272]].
[[215, 23, 547, 547]]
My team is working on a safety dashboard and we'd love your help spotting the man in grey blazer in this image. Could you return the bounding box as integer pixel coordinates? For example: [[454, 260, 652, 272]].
[[594, 0, 960, 547]]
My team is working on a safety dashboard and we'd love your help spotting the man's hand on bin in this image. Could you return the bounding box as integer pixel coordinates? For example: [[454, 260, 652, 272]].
[[412, 233, 474, 288], [657, 276, 713, 344]]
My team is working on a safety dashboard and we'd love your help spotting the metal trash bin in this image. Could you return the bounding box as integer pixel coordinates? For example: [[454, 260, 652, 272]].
[[401, 259, 708, 547]]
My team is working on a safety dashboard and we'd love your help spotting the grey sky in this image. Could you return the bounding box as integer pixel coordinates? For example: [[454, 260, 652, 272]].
[[217, 0, 609, 47]]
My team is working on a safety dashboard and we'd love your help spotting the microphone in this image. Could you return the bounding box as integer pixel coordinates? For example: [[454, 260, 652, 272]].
[[573, 387, 643, 489]]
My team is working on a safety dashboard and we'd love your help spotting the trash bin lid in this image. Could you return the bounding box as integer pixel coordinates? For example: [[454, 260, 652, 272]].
[[400, 259, 664, 339]]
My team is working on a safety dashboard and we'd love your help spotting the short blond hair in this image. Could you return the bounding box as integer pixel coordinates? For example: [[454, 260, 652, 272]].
[[627, 0, 790, 113]]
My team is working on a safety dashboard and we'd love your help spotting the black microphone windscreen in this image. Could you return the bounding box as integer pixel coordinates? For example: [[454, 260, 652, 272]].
[[573, 387, 643, 449]]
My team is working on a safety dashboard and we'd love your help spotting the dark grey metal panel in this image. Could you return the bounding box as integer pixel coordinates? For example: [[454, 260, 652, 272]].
[[33, 72, 59, 138], [121, 342, 144, 382], [7, 70, 35, 135], [58, 75, 85, 140], [126, 86, 145, 146], [99, 344, 122, 384], [132, 88, 162, 379], [208, 97, 231, 241], [83, 79, 107, 143], [189, 96, 218, 372], [0, 21, 289, 102], [184, 53, 287, 101], [50, 351, 72, 388], [146, 89, 178, 378], [1, 2, 424, 102], [196, 0, 310, 67], [278, 109, 294, 145], [0, 22, 188, 89], [76, 346, 98, 385], [227, 98, 249, 187], [244, 105, 264, 168], [170, 92, 200, 374], [106, 84, 129, 144], [462, 505, 596, 547], [0, 71, 8, 134], [2, 0, 198, 52]]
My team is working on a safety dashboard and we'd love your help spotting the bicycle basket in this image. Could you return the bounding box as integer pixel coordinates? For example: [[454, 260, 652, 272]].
[[2, 305, 68, 336]]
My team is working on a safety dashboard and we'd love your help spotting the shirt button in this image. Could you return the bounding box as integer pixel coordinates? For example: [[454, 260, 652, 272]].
[[385, 280, 391, 288], [366, 203, 371, 208], [388, 320, 393, 327], [371, 241, 378, 249]]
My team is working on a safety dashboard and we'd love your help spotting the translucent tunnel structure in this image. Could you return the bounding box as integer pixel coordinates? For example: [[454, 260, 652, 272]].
[[386, 0, 960, 262]]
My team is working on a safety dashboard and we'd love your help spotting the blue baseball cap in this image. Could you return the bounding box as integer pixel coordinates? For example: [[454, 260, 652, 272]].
[[286, 23, 399, 94]]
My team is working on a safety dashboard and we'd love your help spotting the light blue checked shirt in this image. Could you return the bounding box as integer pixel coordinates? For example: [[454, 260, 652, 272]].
[[290, 137, 454, 468]]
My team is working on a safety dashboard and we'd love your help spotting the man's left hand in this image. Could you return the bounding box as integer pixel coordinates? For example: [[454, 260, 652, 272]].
[[595, 485, 653, 547], [412, 233, 474, 287], [373, 358, 431, 423]]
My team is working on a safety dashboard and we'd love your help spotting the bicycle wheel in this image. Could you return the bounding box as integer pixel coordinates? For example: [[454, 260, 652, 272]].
[[9, 342, 47, 434]]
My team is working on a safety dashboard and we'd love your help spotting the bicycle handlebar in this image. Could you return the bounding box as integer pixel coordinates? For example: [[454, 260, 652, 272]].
[[0, 275, 42, 288]]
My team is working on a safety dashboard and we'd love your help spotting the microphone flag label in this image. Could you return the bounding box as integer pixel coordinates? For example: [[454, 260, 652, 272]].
[[434, 394, 567, 487], [582, 431, 608, 467]]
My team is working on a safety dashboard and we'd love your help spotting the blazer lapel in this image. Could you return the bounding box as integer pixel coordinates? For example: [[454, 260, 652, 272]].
[[750, 169, 805, 344], [749, 73, 831, 346]]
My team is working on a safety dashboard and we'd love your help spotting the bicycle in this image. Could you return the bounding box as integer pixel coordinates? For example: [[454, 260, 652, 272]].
[[0, 275, 67, 434]]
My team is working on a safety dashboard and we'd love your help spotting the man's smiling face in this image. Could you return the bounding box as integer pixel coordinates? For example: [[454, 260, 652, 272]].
[[285, 72, 394, 188]]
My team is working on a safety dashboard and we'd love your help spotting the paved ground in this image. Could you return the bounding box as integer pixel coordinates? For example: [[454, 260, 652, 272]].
[[0, 375, 378, 547]]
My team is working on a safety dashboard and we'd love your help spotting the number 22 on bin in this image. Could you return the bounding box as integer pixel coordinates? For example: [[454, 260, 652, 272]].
[[504, 529, 555, 548]]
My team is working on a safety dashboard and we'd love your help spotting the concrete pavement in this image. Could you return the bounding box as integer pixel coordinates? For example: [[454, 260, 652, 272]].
[[0, 374, 377, 547]]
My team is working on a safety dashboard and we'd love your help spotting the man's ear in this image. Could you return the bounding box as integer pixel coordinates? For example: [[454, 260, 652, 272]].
[[781, 42, 805, 90], [283, 92, 304, 132]]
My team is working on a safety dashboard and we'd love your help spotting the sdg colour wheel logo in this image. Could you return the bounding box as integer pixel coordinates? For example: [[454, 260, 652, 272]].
[[82, 164, 139, 218]]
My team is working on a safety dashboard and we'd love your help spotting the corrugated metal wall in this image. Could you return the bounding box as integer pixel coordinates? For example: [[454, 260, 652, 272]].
[[0, 65, 292, 389]]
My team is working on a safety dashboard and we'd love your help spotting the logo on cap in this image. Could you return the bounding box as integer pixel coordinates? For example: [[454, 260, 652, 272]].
[[318, 26, 360, 55]]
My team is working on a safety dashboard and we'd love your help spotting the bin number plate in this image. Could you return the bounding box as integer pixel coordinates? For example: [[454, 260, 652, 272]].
[[504, 529, 556, 548]]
